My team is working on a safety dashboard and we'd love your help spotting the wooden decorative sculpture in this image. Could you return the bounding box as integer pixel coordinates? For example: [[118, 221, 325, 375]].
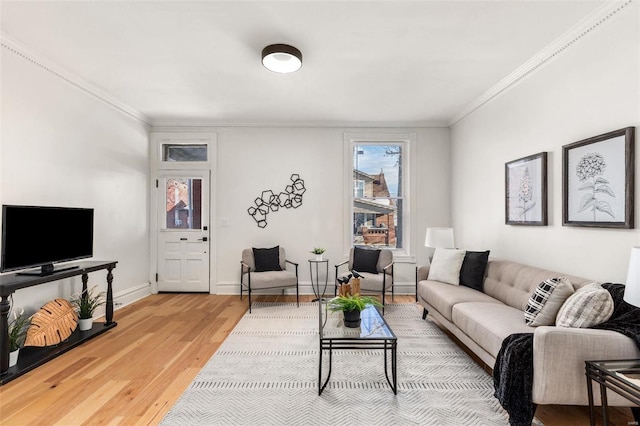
[[24, 299, 78, 347]]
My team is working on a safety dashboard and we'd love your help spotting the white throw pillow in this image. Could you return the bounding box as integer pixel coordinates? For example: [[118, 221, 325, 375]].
[[524, 277, 574, 327], [556, 282, 614, 328], [427, 248, 466, 285]]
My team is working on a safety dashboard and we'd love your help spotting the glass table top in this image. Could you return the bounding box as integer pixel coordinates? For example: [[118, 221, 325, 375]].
[[319, 299, 396, 340], [587, 359, 640, 390]]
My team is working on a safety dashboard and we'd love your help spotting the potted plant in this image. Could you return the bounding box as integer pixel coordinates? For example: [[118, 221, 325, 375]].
[[327, 294, 382, 328], [311, 247, 326, 261], [70, 286, 106, 331], [8, 308, 30, 367]]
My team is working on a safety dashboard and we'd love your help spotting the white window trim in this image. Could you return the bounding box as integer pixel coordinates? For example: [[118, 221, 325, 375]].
[[153, 132, 214, 171], [343, 132, 416, 263]]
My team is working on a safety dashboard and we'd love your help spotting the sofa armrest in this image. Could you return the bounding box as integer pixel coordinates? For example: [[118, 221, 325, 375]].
[[417, 265, 430, 281], [532, 326, 640, 406]]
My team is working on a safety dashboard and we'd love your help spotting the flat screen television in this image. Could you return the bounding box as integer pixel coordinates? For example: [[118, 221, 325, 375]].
[[1, 205, 94, 275]]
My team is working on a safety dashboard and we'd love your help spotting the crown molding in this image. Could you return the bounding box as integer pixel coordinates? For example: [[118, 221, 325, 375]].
[[150, 119, 449, 129], [449, 0, 635, 127], [1, 33, 151, 126]]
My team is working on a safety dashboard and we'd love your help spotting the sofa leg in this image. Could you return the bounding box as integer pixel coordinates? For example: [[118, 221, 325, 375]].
[[422, 308, 428, 320]]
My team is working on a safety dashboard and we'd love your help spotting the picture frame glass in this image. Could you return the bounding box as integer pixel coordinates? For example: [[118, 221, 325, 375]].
[[506, 152, 546, 225], [566, 135, 626, 223]]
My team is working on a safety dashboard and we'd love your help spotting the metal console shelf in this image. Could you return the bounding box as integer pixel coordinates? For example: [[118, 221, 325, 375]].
[[0, 260, 118, 385]]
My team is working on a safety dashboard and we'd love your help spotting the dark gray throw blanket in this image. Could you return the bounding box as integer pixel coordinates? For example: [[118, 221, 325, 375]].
[[493, 283, 640, 426]]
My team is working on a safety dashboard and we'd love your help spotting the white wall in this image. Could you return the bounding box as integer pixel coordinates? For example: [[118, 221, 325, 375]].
[[210, 125, 450, 294], [450, 3, 640, 283], [1, 47, 151, 314]]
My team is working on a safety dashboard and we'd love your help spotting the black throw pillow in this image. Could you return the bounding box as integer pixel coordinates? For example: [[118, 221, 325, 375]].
[[252, 246, 282, 272], [352, 247, 380, 274], [459, 250, 490, 291]]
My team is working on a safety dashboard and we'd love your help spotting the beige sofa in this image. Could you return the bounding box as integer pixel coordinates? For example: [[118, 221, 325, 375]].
[[416, 258, 640, 407]]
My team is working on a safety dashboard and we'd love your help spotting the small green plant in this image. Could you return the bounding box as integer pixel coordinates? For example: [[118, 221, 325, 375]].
[[8, 308, 30, 352], [70, 286, 106, 319], [310, 247, 326, 255], [327, 294, 382, 312]]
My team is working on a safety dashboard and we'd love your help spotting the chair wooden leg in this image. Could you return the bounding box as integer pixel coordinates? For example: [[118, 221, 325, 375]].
[[248, 288, 252, 313]]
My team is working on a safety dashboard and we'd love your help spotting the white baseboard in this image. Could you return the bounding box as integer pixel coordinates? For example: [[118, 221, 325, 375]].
[[93, 282, 152, 320], [113, 282, 152, 309]]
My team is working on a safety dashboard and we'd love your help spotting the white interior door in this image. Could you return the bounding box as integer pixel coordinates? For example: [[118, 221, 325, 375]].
[[157, 171, 210, 292]]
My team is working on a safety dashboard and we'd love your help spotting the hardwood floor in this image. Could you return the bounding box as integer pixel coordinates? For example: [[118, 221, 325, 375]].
[[0, 294, 634, 425]]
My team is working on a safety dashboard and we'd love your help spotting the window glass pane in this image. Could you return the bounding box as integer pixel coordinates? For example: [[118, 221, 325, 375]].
[[353, 144, 402, 197], [165, 178, 202, 229], [352, 142, 404, 249], [353, 199, 401, 248], [163, 144, 208, 162]]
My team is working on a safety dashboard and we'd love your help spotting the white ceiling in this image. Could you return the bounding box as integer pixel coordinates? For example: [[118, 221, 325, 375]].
[[1, 1, 606, 126]]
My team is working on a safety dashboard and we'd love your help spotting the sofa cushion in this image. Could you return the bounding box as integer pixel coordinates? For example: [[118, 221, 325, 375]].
[[524, 277, 574, 326], [459, 250, 490, 291], [428, 248, 466, 285], [418, 280, 502, 322], [483, 259, 592, 311], [452, 302, 533, 358], [246, 270, 298, 289], [337, 270, 392, 290], [252, 246, 282, 272], [556, 283, 614, 328]]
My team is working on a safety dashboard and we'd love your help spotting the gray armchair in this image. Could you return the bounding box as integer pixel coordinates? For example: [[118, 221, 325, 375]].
[[240, 246, 299, 313], [335, 247, 394, 312]]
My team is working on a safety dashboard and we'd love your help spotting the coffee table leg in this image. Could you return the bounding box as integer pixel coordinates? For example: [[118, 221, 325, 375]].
[[319, 341, 333, 395], [383, 340, 398, 394], [318, 341, 323, 395], [392, 340, 397, 394]]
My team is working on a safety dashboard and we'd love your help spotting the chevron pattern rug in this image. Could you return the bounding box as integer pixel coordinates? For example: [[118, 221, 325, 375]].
[[161, 302, 512, 425]]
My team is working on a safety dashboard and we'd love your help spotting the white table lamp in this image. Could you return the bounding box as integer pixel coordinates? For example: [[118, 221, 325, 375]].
[[425, 227, 455, 249], [625, 246, 640, 307]]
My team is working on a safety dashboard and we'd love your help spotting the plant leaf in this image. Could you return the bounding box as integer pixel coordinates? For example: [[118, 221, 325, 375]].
[[24, 299, 78, 347], [578, 182, 594, 191], [596, 201, 615, 218], [595, 177, 610, 184], [577, 193, 595, 213], [595, 185, 615, 197]]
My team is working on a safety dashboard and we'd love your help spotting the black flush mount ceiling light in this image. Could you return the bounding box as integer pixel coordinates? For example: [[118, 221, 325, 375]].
[[262, 44, 302, 73]]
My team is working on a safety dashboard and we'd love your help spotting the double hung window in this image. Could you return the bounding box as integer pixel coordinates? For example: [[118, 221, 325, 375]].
[[345, 133, 415, 259]]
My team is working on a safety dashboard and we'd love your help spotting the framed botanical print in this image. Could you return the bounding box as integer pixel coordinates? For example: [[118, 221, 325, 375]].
[[563, 127, 635, 228], [505, 152, 548, 226]]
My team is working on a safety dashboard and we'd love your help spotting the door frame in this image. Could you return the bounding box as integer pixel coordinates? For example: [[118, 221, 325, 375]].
[[149, 130, 217, 294]]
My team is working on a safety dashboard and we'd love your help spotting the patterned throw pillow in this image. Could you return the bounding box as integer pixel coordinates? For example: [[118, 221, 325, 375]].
[[524, 277, 574, 326], [427, 248, 466, 285], [556, 282, 614, 328]]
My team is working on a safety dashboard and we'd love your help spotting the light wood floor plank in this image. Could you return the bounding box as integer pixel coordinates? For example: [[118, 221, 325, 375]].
[[0, 294, 633, 425]]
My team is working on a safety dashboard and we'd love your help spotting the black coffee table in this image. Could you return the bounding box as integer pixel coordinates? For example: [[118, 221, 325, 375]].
[[318, 299, 397, 395]]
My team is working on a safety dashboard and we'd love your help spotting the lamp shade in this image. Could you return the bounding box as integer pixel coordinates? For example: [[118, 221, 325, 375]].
[[425, 227, 455, 249], [262, 44, 302, 73], [625, 246, 640, 307]]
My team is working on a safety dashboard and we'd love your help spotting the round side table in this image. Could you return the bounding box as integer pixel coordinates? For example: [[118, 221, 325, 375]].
[[308, 259, 329, 302]]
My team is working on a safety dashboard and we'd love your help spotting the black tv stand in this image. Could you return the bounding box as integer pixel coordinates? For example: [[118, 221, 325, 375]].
[[0, 260, 117, 384], [17, 265, 80, 277]]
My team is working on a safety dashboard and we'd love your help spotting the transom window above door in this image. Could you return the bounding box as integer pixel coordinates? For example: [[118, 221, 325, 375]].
[[162, 144, 208, 162]]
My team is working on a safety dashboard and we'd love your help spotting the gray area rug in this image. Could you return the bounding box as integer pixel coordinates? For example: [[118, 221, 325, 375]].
[[161, 302, 511, 425]]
